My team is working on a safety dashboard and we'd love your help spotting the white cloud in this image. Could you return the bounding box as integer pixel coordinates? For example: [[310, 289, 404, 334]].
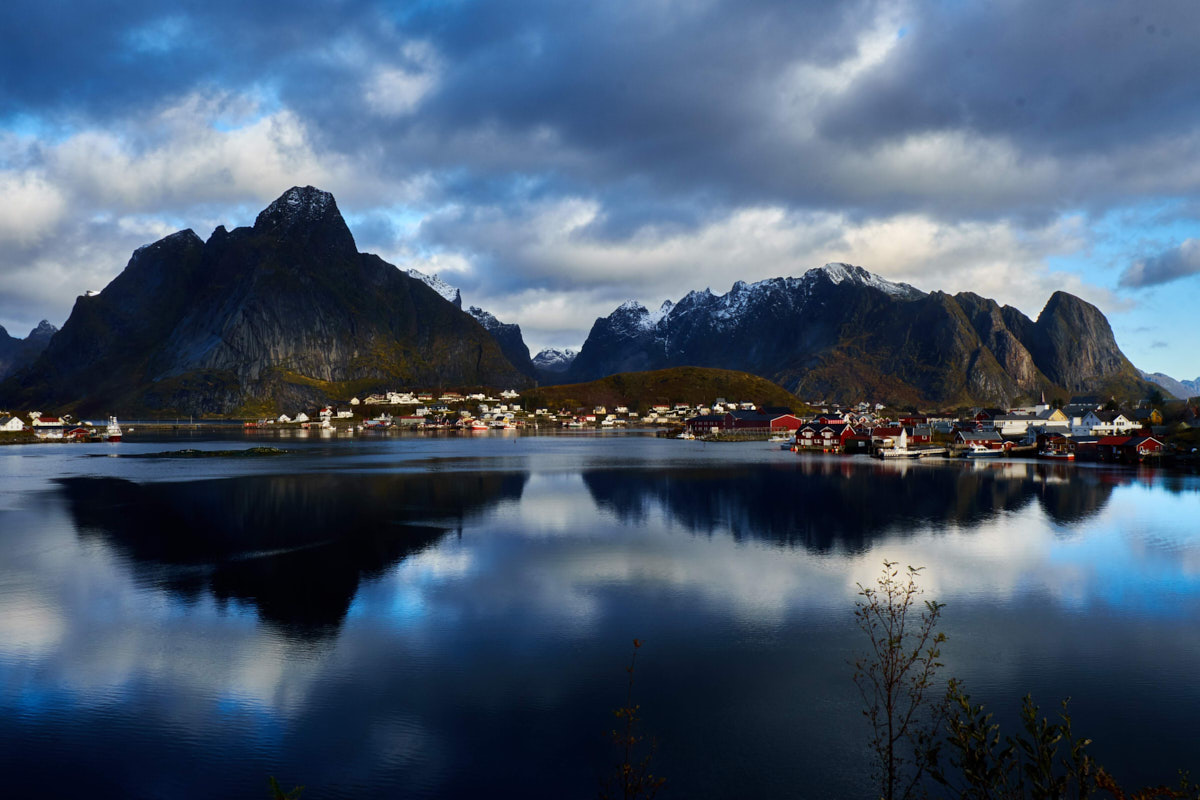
[[0, 172, 67, 246], [418, 198, 1114, 350]]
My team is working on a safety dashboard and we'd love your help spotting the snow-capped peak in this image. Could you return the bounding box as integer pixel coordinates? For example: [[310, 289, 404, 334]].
[[467, 305, 500, 330], [407, 268, 463, 307], [809, 262, 922, 298], [532, 348, 579, 373], [647, 300, 674, 327], [257, 186, 337, 226], [612, 299, 674, 332]]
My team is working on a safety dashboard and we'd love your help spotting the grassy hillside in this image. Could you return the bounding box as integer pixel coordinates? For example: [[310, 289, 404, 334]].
[[524, 366, 809, 414]]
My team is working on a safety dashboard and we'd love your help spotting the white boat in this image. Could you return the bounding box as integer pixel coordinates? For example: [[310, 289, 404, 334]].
[[964, 443, 1001, 458], [105, 416, 123, 442], [676, 431, 695, 440]]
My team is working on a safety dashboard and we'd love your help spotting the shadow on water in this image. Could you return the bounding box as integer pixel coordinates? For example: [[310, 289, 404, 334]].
[[583, 459, 1118, 551], [56, 471, 529, 639]]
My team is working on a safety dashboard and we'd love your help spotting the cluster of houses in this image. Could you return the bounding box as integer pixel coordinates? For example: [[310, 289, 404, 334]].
[[682, 399, 1193, 464], [0, 412, 114, 440]]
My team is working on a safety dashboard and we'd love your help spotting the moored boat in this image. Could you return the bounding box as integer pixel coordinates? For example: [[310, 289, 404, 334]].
[[963, 443, 1001, 458], [104, 416, 123, 442], [1038, 449, 1075, 460]]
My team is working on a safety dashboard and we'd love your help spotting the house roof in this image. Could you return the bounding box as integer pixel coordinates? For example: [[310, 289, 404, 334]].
[[957, 431, 1004, 442], [1096, 436, 1133, 446]]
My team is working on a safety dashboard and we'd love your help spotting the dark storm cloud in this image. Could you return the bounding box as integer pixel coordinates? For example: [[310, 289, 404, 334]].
[[1120, 240, 1200, 288], [819, 0, 1200, 155], [10, 0, 1200, 223]]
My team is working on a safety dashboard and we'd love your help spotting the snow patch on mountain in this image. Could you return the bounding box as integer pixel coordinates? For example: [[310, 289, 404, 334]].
[[533, 348, 578, 373], [467, 305, 501, 330], [256, 186, 336, 226], [408, 268, 462, 307], [810, 262, 923, 298]]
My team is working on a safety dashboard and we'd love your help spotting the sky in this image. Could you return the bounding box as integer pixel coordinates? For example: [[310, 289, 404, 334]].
[[1, 0, 1198, 381]]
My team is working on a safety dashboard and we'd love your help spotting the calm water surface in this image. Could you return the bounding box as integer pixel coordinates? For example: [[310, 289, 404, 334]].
[[1, 431, 1198, 798]]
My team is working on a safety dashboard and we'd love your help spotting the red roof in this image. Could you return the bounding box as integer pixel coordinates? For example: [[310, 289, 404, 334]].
[[1097, 436, 1133, 446]]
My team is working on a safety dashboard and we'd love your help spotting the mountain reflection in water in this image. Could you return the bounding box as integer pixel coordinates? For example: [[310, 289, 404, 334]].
[[583, 459, 1117, 551], [57, 471, 529, 637]]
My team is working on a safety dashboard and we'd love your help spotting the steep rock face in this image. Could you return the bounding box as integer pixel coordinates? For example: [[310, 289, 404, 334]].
[[2, 187, 530, 415], [0, 320, 58, 380], [467, 306, 537, 380], [567, 264, 1154, 407], [954, 293, 1044, 392], [1026, 292, 1142, 394]]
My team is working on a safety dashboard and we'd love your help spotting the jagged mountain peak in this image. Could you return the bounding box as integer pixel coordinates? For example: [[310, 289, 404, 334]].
[[253, 186, 356, 253], [807, 262, 924, 298], [468, 306, 500, 328], [407, 269, 462, 308], [257, 185, 337, 224], [532, 348, 579, 374], [134, 229, 202, 255], [27, 320, 57, 341]]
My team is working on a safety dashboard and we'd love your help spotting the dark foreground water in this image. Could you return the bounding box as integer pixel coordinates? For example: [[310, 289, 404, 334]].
[[1, 432, 1198, 798]]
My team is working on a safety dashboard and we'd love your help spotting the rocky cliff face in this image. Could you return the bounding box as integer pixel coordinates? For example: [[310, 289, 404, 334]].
[[0, 320, 57, 380], [467, 306, 537, 380], [567, 264, 1153, 407], [1022, 292, 1138, 393], [1, 187, 530, 415]]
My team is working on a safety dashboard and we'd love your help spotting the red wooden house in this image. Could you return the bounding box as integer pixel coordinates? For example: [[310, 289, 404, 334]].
[[769, 414, 803, 432], [795, 422, 856, 451]]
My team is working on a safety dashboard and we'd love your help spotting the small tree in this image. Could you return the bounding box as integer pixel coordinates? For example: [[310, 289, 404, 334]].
[[854, 560, 948, 800], [601, 639, 665, 800]]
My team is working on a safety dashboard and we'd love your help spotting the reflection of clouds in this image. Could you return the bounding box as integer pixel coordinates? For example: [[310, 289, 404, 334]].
[[0, 601, 64, 657], [0, 502, 329, 717], [1, 449, 1198, 796]]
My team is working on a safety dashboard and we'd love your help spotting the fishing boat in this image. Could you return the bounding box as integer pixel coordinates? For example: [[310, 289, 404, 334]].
[[104, 416, 123, 442], [1038, 449, 1075, 461], [469, 420, 489, 431]]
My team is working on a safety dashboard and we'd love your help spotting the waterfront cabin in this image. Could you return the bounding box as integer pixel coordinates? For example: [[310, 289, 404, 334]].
[[769, 414, 803, 432], [0, 415, 25, 432], [956, 430, 1004, 450], [795, 422, 855, 451]]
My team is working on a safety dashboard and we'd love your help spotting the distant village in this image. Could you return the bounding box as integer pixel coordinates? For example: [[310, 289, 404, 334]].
[[3, 389, 1198, 466]]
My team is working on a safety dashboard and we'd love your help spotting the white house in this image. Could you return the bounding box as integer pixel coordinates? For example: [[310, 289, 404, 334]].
[[0, 415, 25, 432], [1091, 412, 1137, 436], [278, 414, 292, 423], [294, 412, 310, 423]]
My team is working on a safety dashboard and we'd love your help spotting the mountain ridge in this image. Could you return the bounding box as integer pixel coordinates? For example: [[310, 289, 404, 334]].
[[0, 186, 531, 416], [566, 264, 1155, 408]]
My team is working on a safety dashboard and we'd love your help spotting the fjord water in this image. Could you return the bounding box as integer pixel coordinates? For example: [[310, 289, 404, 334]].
[[1, 434, 1198, 798]]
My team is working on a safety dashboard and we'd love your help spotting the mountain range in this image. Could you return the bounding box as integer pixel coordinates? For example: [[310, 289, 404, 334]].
[[0, 187, 529, 416], [563, 263, 1157, 408], [0, 186, 1182, 415], [0, 320, 57, 380]]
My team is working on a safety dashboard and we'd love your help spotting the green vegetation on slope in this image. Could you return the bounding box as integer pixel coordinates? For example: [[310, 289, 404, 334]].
[[523, 366, 809, 414]]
